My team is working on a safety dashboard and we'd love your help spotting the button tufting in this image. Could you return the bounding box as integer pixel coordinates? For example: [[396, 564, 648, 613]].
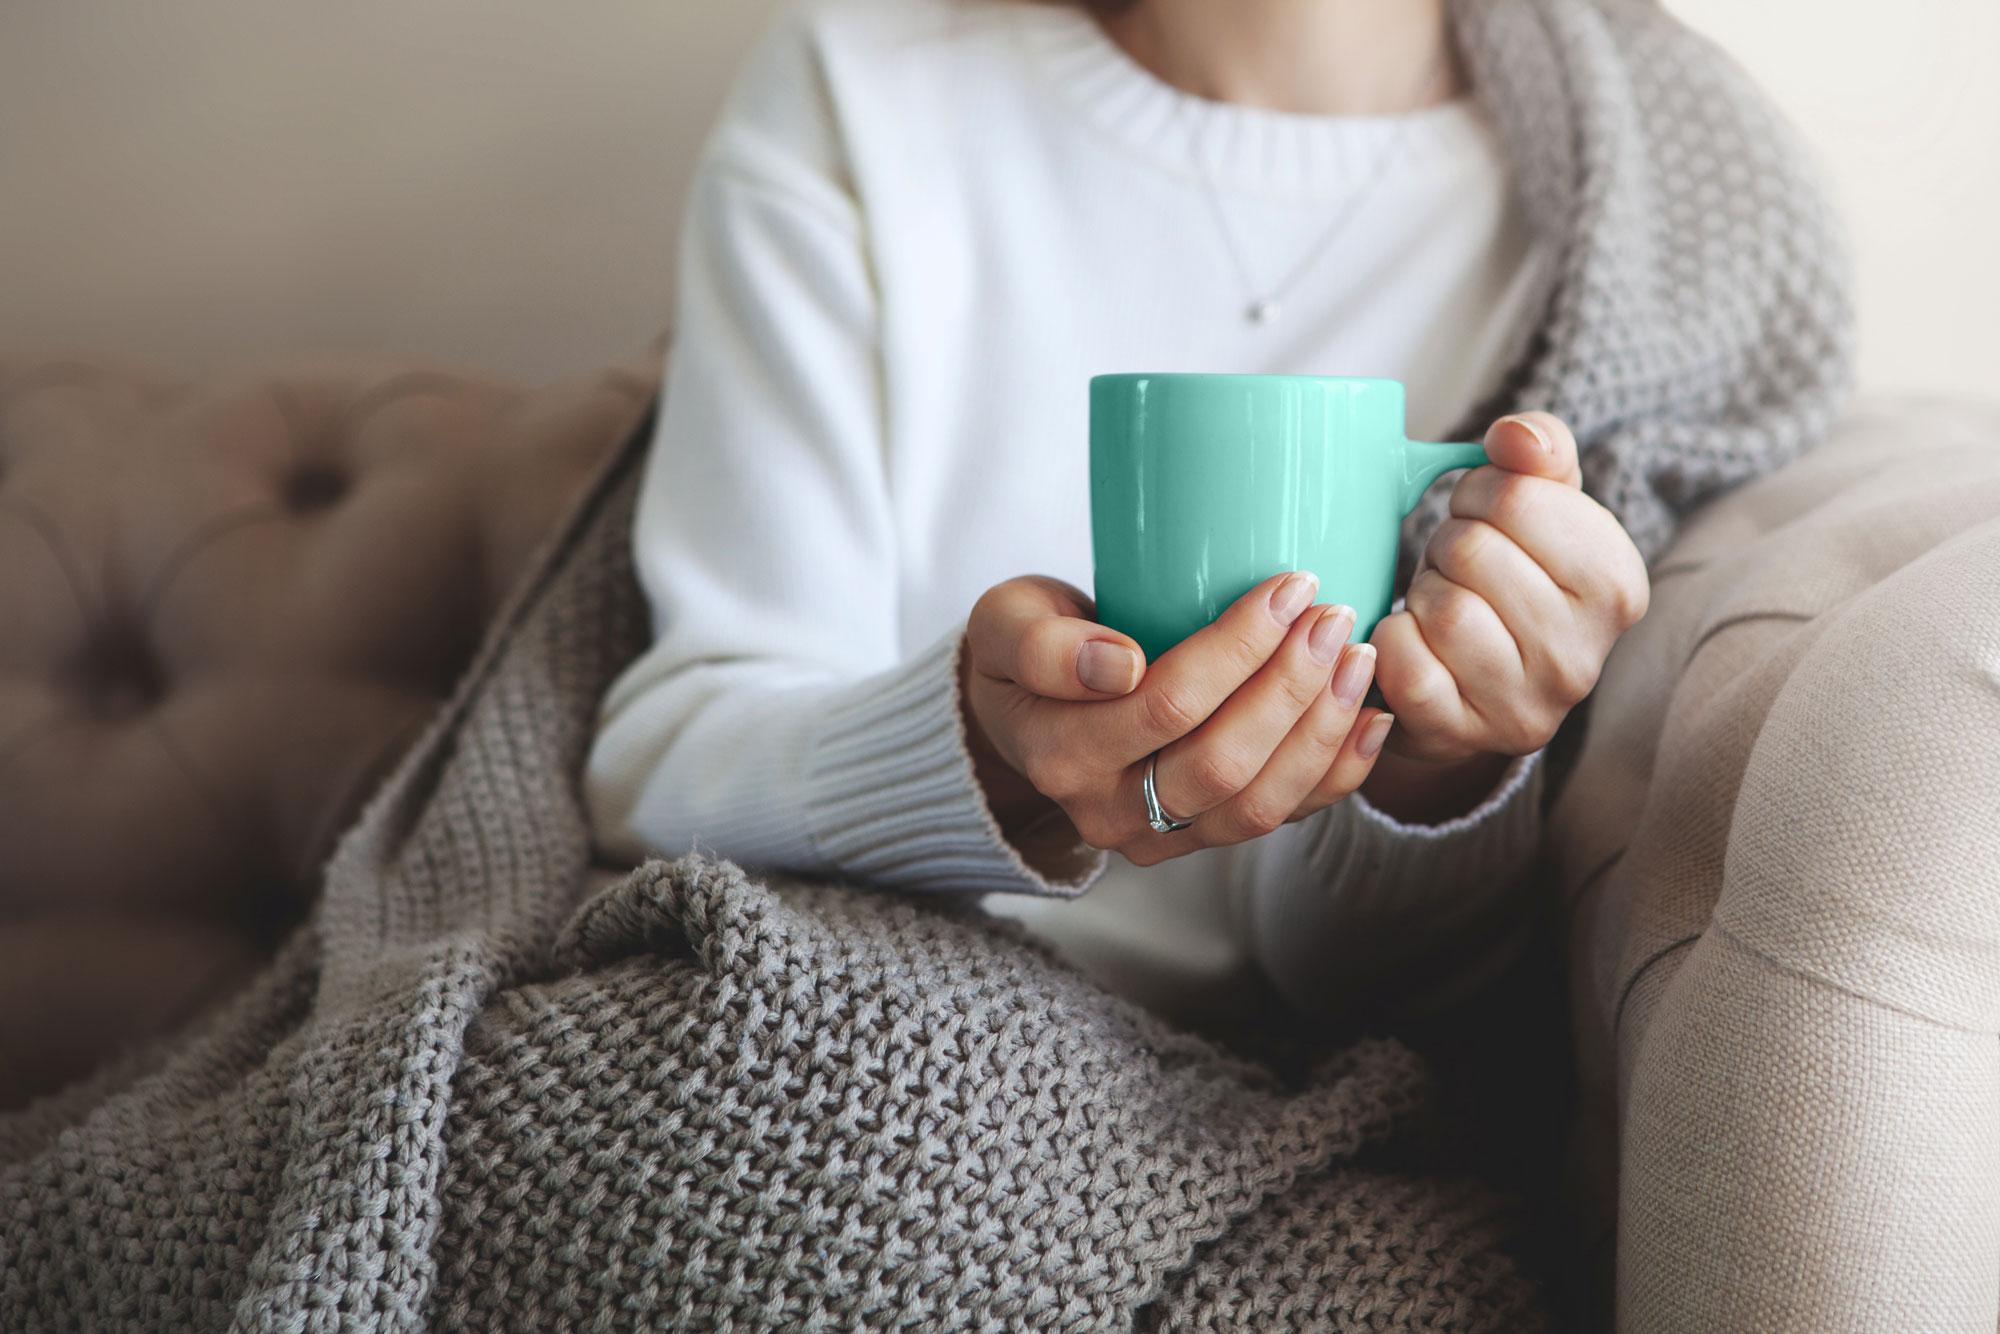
[[282, 464, 350, 514], [69, 623, 168, 722], [0, 353, 657, 1112]]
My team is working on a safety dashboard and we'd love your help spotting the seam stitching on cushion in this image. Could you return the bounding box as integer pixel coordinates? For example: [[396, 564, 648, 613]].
[[144, 714, 243, 852], [265, 380, 309, 447], [1564, 847, 1625, 921], [1682, 609, 1816, 669], [136, 505, 286, 628], [1613, 933, 1701, 1035], [339, 372, 495, 438], [1711, 919, 1997, 1036], [0, 495, 99, 634]]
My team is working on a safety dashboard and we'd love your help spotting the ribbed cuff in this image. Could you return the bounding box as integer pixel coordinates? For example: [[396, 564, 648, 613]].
[[1339, 749, 1545, 921], [1245, 750, 1545, 1017], [800, 628, 1104, 897]]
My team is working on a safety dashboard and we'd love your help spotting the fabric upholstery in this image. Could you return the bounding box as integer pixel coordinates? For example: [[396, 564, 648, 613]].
[[1551, 396, 2000, 1329], [0, 354, 655, 1107]]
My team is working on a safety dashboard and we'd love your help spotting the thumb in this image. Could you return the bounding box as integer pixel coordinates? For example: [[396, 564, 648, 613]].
[[967, 575, 1145, 701], [1482, 411, 1581, 488]]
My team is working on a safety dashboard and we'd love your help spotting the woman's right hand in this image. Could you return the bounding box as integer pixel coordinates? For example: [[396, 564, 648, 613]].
[[961, 571, 1392, 868]]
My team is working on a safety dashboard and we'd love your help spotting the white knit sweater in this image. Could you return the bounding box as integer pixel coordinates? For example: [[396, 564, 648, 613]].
[[587, 0, 1556, 1019]]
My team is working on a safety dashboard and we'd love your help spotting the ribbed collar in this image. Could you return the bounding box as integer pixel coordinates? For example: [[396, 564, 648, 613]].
[[1011, 2, 1489, 199]]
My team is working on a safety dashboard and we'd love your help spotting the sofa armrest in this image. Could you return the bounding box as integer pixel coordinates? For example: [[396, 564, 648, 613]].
[[1550, 396, 2000, 1329]]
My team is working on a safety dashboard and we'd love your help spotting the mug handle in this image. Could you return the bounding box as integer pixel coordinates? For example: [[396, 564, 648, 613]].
[[1399, 437, 1489, 514]]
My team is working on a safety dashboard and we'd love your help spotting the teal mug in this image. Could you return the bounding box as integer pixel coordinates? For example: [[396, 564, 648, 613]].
[[1089, 374, 1487, 661]]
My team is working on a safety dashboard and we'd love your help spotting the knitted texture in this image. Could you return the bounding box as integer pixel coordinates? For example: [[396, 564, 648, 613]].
[[1404, 0, 1853, 567], [430, 864, 1542, 1331], [1, 435, 1544, 1331], [0, 3, 1852, 1325]]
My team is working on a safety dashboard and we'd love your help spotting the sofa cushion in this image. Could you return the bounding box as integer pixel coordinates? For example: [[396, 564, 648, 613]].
[[1547, 394, 2000, 1314], [0, 354, 656, 1105]]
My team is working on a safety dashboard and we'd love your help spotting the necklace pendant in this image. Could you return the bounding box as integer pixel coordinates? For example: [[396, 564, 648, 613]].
[[1246, 299, 1279, 326]]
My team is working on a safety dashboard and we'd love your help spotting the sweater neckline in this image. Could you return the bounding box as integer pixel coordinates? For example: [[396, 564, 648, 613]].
[[1011, 4, 1487, 200]]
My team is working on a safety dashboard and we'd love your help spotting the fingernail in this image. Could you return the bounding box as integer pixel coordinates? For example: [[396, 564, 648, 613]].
[[1269, 571, 1318, 625], [1078, 640, 1141, 694], [1307, 605, 1356, 664], [1330, 642, 1376, 708], [1505, 414, 1552, 454], [1357, 713, 1394, 759]]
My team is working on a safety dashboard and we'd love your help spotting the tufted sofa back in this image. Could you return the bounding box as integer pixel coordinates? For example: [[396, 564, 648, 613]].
[[0, 354, 656, 1105]]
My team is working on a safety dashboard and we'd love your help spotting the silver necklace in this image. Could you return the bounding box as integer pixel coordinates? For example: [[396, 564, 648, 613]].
[[1178, 52, 1452, 327]]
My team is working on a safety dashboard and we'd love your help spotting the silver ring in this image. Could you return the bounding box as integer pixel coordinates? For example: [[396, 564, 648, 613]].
[[1143, 752, 1196, 834]]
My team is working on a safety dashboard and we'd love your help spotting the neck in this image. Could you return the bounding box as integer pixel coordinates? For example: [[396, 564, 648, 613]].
[[1097, 0, 1460, 116]]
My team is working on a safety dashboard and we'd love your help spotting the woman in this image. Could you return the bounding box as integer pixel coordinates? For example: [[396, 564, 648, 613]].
[[589, 0, 1850, 1316]]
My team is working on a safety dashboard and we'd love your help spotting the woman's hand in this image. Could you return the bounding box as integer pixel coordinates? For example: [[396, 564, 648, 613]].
[[1363, 411, 1650, 823], [961, 571, 1391, 868]]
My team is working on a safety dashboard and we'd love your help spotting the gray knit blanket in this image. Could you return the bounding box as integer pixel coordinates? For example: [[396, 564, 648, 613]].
[[2, 449, 1542, 1331], [2, 2, 1847, 1330]]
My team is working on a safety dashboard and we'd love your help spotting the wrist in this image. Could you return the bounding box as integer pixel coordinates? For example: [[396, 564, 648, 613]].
[[1359, 746, 1512, 825]]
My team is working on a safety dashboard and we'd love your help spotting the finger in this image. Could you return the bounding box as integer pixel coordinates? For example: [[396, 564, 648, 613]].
[[1448, 472, 1647, 627], [1199, 641, 1379, 844], [1396, 568, 1556, 758], [1368, 606, 1475, 758], [1481, 411, 1581, 488], [1425, 515, 1621, 709], [1423, 516, 1574, 660], [967, 575, 1144, 700], [1296, 706, 1395, 817], [1150, 602, 1355, 823], [1109, 569, 1321, 764], [1403, 568, 1526, 701]]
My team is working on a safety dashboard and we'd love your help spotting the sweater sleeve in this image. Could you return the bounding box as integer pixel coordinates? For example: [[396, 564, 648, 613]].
[[1233, 749, 1546, 1018], [585, 15, 1099, 898]]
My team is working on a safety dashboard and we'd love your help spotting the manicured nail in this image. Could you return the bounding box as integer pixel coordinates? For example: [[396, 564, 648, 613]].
[[1307, 605, 1356, 664], [1269, 571, 1319, 625], [1357, 713, 1394, 759], [1504, 414, 1552, 454], [1078, 640, 1142, 694], [1330, 642, 1376, 708]]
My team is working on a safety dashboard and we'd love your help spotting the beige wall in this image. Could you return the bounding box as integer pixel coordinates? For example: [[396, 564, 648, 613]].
[[0, 3, 782, 379], [1669, 0, 2000, 397], [2, 2, 1994, 396]]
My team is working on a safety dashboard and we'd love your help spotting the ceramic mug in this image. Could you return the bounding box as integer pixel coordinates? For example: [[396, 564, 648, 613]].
[[1089, 373, 1487, 661]]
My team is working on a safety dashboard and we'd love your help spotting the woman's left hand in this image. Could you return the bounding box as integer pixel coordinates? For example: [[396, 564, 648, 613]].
[[1363, 411, 1649, 821]]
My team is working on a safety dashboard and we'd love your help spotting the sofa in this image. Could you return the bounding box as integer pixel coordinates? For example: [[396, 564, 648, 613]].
[[0, 352, 656, 1107], [3, 351, 1997, 1328]]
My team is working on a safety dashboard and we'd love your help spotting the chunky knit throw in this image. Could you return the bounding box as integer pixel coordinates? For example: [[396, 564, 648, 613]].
[[1, 441, 1545, 1332], [1, 1, 1849, 1329]]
